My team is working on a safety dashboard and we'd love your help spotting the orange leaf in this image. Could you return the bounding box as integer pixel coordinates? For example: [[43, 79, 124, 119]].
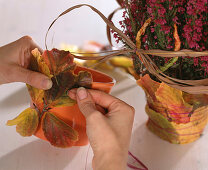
[[42, 112, 78, 148], [7, 108, 39, 137], [137, 74, 160, 101]]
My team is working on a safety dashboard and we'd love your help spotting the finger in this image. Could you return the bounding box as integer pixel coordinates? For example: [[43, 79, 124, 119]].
[[68, 88, 131, 112], [76, 87, 102, 118], [10, 66, 52, 90], [68, 89, 106, 114], [86, 89, 131, 111], [18, 36, 43, 54]]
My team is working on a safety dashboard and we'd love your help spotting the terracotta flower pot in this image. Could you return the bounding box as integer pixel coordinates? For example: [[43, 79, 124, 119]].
[[138, 74, 208, 144], [34, 66, 115, 147]]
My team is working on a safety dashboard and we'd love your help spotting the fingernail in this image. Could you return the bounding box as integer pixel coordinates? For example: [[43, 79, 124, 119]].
[[77, 87, 87, 100], [42, 78, 52, 90]]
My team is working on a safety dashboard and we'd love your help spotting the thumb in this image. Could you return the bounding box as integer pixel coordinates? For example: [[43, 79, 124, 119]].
[[76, 87, 99, 118], [11, 66, 52, 90]]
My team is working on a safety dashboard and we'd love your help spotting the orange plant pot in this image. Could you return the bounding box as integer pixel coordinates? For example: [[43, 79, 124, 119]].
[[34, 66, 115, 147]]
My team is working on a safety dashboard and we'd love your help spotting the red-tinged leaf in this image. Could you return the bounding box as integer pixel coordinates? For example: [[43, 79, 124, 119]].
[[137, 74, 160, 101], [42, 49, 76, 75], [7, 108, 39, 137], [42, 112, 78, 148], [75, 71, 93, 88], [155, 83, 193, 124], [45, 71, 76, 102]]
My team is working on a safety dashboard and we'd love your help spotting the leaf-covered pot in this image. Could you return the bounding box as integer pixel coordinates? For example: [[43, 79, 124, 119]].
[[7, 49, 115, 148], [138, 74, 208, 144], [34, 66, 115, 147]]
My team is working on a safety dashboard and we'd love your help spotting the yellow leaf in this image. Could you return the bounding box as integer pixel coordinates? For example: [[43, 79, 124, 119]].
[[7, 108, 39, 137], [109, 57, 133, 68], [146, 105, 208, 144], [31, 48, 53, 78], [155, 83, 193, 123], [27, 84, 44, 110]]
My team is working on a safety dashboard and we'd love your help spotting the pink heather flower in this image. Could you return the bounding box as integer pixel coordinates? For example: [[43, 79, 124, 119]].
[[161, 25, 171, 34], [158, 7, 166, 16], [155, 18, 167, 25], [194, 58, 199, 66]]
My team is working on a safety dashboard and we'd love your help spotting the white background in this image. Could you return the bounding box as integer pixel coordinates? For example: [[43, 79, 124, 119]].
[[0, 0, 122, 48]]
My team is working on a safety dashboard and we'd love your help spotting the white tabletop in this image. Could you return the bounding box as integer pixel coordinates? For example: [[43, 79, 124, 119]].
[[1, 70, 208, 170]]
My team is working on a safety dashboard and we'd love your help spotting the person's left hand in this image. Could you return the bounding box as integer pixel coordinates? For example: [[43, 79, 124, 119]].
[[0, 36, 52, 89]]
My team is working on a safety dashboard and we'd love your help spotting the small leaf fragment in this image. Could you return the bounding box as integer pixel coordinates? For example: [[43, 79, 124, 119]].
[[42, 112, 78, 148], [7, 108, 39, 137]]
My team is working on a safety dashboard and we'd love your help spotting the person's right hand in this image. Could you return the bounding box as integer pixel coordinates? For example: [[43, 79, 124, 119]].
[[68, 88, 135, 170]]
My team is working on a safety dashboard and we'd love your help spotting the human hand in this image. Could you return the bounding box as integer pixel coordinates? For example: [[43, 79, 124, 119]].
[[68, 88, 135, 170], [0, 36, 52, 89]]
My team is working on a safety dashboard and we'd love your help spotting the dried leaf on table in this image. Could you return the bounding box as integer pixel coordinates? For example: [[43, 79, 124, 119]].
[[109, 57, 133, 68], [7, 108, 39, 137], [42, 112, 78, 148]]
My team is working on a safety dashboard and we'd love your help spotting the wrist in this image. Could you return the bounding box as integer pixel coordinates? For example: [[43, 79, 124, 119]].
[[93, 150, 127, 170]]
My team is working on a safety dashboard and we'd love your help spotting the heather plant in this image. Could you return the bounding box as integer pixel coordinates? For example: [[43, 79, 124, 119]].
[[113, 0, 208, 80]]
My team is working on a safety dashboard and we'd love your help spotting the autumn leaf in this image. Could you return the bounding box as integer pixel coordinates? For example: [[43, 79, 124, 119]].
[[155, 83, 193, 123], [137, 74, 160, 101], [42, 112, 78, 148], [42, 49, 76, 75], [31, 48, 53, 78], [183, 93, 208, 106], [7, 108, 39, 137], [45, 71, 76, 102], [109, 57, 133, 68], [75, 71, 93, 88], [27, 84, 44, 110], [50, 94, 76, 108]]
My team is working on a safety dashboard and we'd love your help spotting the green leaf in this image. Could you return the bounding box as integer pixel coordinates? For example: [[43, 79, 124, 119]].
[[42, 112, 78, 148], [7, 108, 39, 137]]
